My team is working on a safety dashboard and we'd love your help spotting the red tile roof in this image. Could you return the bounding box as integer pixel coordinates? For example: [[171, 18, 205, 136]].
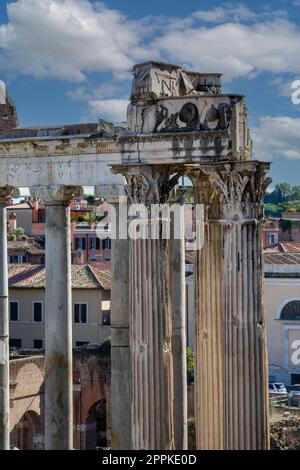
[[8, 264, 111, 290], [7, 202, 33, 210]]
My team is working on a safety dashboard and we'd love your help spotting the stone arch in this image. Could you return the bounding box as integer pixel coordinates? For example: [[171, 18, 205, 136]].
[[85, 399, 107, 449], [15, 410, 43, 450]]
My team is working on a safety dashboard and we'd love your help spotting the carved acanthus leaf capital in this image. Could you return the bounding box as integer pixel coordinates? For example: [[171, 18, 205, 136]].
[[0, 186, 20, 206], [190, 163, 271, 222], [112, 165, 181, 206]]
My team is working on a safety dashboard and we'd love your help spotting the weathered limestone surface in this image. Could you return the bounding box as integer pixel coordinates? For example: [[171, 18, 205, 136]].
[[0, 82, 19, 132], [0, 186, 19, 450], [31, 185, 83, 450], [119, 166, 176, 450], [169, 203, 187, 450], [191, 162, 271, 450], [0, 61, 270, 451], [95, 185, 131, 450]]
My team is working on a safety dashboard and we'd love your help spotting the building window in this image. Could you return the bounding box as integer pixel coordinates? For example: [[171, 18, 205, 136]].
[[280, 301, 300, 320], [37, 213, 46, 223], [8, 255, 26, 263], [291, 374, 300, 385], [89, 237, 101, 250], [103, 238, 111, 250], [74, 303, 87, 323], [268, 233, 278, 245], [33, 339, 43, 349], [9, 338, 22, 350], [101, 300, 111, 325], [76, 341, 89, 347], [33, 302, 43, 322], [75, 237, 86, 250], [10, 302, 19, 322]]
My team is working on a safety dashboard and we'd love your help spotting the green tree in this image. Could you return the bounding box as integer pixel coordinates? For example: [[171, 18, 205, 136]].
[[291, 186, 300, 201], [83, 194, 96, 205], [275, 183, 292, 201]]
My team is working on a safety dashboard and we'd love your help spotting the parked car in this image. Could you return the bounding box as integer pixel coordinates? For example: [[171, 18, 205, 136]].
[[269, 382, 287, 394]]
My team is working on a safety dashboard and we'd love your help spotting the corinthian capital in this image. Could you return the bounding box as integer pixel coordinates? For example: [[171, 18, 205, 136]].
[[190, 162, 271, 222], [30, 185, 83, 205], [0, 186, 20, 206], [112, 165, 180, 206]]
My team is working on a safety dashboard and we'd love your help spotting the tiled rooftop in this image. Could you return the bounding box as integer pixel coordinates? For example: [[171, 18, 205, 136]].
[[8, 264, 111, 290], [7, 202, 33, 210], [264, 241, 300, 254], [264, 253, 300, 265]]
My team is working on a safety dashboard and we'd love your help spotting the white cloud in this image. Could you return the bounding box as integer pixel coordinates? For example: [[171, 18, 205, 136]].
[[152, 19, 300, 81], [88, 98, 128, 122], [66, 79, 129, 121], [1, 2, 300, 84], [0, 0, 141, 81], [193, 5, 256, 23], [252, 116, 300, 161], [270, 76, 299, 98]]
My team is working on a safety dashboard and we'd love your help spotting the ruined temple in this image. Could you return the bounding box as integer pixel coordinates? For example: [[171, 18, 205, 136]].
[[0, 62, 270, 451]]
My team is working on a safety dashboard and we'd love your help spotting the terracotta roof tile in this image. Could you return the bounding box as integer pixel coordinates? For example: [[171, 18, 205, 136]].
[[7, 202, 33, 210], [264, 253, 300, 265], [8, 264, 111, 290], [264, 241, 300, 254]]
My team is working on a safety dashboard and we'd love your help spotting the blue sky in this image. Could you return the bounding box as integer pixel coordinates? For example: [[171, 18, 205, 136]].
[[1, 1, 300, 185]]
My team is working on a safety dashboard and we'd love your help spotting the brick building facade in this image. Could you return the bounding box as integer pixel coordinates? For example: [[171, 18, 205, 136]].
[[9, 344, 111, 450]]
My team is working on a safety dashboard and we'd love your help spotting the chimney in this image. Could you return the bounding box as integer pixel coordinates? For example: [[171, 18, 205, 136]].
[[32, 197, 39, 212], [9, 212, 17, 231]]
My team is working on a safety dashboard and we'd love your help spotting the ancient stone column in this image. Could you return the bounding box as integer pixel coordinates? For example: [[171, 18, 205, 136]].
[[0, 186, 19, 450], [121, 166, 175, 450], [95, 185, 131, 450], [31, 185, 83, 450], [191, 162, 270, 450], [169, 200, 187, 450]]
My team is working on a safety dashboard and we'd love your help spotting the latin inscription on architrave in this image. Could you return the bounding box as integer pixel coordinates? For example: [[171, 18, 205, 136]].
[[0, 154, 123, 187]]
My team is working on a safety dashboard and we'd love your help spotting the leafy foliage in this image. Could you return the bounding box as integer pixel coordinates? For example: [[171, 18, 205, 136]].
[[9, 227, 25, 240], [265, 183, 300, 205], [186, 346, 195, 377]]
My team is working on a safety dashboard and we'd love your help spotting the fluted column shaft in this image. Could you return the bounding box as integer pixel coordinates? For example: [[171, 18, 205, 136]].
[[224, 220, 269, 449], [192, 162, 270, 450], [195, 222, 225, 449], [130, 225, 174, 449], [121, 166, 175, 450], [169, 203, 187, 449]]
